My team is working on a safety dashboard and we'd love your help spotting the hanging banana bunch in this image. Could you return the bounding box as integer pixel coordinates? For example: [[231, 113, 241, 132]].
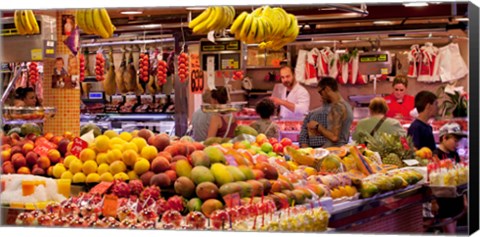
[[188, 6, 236, 34], [230, 6, 299, 50], [14, 10, 40, 35], [75, 8, 116, 38]]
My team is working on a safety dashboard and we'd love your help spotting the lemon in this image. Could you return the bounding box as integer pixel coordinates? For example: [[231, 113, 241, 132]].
[[60, 171, 73, 180], [96, 152, 108, 164], [122, 149, 139, 167], [97, 163, 110, 175], [127, 171, 139, 180], [69, 159, 83, 174], [113, 172, 129, 181], [140, 145, 158, 161], [100, 172, 114, 182], [107, 149, 123, 164], [133, 158, 150, 175], [72, 172, 86, 183], [52, 164, 66, 178], [103, 130, 118, 138], [82, 160, 98, 175], [109, 160, 127, 175], [86, 173, 101, 183], [64, 155, 78, 168], [110, 137, 127, 145], [119, 132, 133, 142], [94, 135, 111, 153], [131, 137, 148, 152], [79, 148, 96, 162], [122, 142, 138, 153], [111, 144, 123, 151]]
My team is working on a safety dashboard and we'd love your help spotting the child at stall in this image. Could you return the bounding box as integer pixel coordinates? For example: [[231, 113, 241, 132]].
[[407, 91, 438, 151], [431, 122, 468, 233], [250, 98, 280, 139]]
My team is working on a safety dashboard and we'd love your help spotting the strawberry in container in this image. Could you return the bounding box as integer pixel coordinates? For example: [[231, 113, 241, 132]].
[[28, 62, 39, 85], [79, 54, 85, 82], [95, 51, 106, 81], [178, 52, 188, 83]]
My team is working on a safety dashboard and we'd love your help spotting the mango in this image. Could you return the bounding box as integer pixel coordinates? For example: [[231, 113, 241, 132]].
[[234, 125, 258, 137], [191, 166, 216, 185], [226, 166, 246, 181], [246, 179, 264, 196], [210, 163, 234, 186], [236, 181, 253, 198], [201, 199, 223, 218], [204, 146, 225, 164], [195, 182, 219, 201], [190, 150, 210, 167], [238, 165, 255, 180], [174, 176, 196, 198], [175, 159, 193, 178], [187, 198, 203, 212], [218, 182, 242, 197]]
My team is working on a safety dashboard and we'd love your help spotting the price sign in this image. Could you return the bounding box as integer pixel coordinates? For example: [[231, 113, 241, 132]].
[[223, 192, 241, 208], [190, 53, 204, 94], [102, 194, 119, 217], [71, 137, 88, 157], [33, 138, 57, 156], [89, 181, 113, 195]]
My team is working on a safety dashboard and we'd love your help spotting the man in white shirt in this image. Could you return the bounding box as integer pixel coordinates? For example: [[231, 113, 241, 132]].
[[270, 66, 310, 119]]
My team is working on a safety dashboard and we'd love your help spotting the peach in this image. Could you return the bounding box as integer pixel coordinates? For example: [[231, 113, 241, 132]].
[[10, 146, 23, 156], [22, 143, 34, 154], [151, 157, 170, 174], [172, 155, 188, 163], [37, 156, 51, 170], [1, 135, 11, 146], [137, 129, 153, 141], [165, 170, 177, 183], [157, 151, 172, 162], [17, 166, 31, 174], [2, 161, 15, 174], [12, 153, 26, 169], [47, 149, 61, 164], [148, 134, 170, 152], [51, 136, 63, 145], [1, 144, 11, 151], [1, 149, 11, 162], [63, 131, 74, 140], [44, 132, 54, 141], [46, 166, 54, 177], [25, 151, 39, 167], [32, 166, 46, 176]]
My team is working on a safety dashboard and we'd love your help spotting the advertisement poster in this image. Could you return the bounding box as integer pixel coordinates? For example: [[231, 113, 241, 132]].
[[61, 14, 76, 36], [52, 54, 80, 89]]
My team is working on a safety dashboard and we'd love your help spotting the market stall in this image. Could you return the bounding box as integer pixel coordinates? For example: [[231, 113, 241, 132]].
[[0, 2, 474, 235]]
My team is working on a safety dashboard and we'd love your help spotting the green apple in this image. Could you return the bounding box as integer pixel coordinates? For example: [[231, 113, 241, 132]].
[[261, 142, 273, 153]]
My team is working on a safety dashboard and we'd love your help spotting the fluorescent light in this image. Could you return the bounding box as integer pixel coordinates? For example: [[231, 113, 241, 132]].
[[456, 17, 469, 22], [403, 2, 429, 7], [186, 7, 207, 10], [373, 20, 394, 25], [120, 11, 143, 15], [319, 7, 337, 11]]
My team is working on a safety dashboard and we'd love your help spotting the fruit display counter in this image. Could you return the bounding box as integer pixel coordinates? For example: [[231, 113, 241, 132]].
[[0, 125, 468, 233]]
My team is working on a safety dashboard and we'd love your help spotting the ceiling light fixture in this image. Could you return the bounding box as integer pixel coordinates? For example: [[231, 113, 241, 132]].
[[456, 17, 469, 22], [319, 7, 337, 11], [186, 7, 208, 10], [120, 11, 143, 15], [373, 20, 394, 25], [403, 2, 429, 7]]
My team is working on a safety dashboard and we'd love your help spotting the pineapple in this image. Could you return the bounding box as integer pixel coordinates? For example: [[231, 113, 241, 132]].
[[362, 132, 416, 167], [383, 153, 403, 167]]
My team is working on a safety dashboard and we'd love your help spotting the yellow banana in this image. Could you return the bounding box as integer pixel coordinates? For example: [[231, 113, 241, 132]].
[[230, 11, 248, 34], [205, 6, 221, 31], [276, 8, 290, 36], [252, 6, 263, 17], [75, 10, 88, 34], [283, 14, 297, 38], [247, 16, 258, 43], [26, 10, 39, 33], [188, 7, 212, 29], [20, 10, 33, 33], [99, 8, 114, 37], [85, 9, 96, 35], [93, 9, 110, 38], [255, 18, 265, 43], [220, 6, 232, 30], [271, 8, 285, 38], [14, 10, 26, 35], [239, 13, 253, 42]]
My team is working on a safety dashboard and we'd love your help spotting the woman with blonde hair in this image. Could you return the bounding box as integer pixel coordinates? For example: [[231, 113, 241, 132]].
[[352, 97, 406, 144]]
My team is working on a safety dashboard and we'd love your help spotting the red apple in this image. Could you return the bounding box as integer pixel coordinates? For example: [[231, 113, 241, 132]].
[[280, 138, 293, 147], [272, 143, 284, 154], [268, 137, 278, 145]]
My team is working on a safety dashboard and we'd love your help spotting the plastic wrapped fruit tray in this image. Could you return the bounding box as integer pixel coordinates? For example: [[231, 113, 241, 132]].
[[201, 102, 246, 113], [2, 106, 56, 121]]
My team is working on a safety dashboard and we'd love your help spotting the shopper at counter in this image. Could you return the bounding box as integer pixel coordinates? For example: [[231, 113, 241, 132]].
[[192, 89, 212, 142], [250, 98, 280, 139], [384, 76, 415, 119], [407, 91, 438, 151], [431, 122, 468, 234], [207, 87, 238, 139], [352, 97, 406, 144], [302, 77, 353, 148], [270, 66, 310, 119], [13, 87, 38, 107]]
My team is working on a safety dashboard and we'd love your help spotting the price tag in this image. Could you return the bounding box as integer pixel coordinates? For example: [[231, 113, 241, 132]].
[[33, 145, 50, 157], [89, 181, 113, 195], [102, 194, 118, 217], [33, 138, 57, 156], [31, 49, 43, 61], [223, 193, 241, 208], [381, 68, 389, 74], [71, 137, 88, 157], [224, 155, 238, 166]]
